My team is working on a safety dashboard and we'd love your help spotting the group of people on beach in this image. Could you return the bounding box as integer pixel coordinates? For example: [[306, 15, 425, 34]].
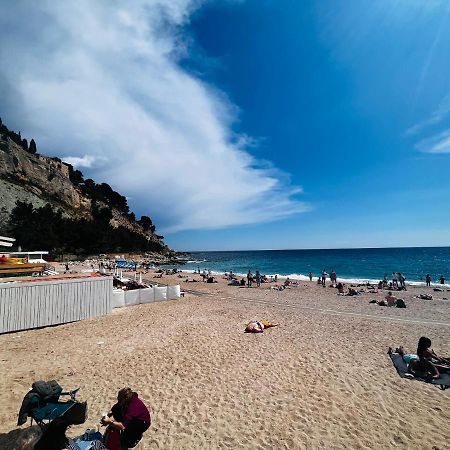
[[20, 388, 151, 450], [313, 269, 337, 286]]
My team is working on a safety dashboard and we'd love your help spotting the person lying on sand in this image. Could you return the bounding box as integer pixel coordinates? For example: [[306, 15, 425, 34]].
[[271, 285, 286, 291], [245, 321, 279, 333]]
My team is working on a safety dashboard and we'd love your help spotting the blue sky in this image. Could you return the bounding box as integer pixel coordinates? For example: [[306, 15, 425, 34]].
[[1, 1, 450, 250]]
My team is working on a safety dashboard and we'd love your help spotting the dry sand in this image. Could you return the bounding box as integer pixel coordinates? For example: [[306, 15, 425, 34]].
[[0, 271, 449, 449]]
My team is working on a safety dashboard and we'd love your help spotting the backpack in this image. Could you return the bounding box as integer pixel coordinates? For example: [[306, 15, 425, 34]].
[[396, 299, 406, 308]]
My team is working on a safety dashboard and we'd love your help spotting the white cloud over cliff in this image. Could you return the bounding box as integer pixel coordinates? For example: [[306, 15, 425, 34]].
[[0, 0, 307, 232]]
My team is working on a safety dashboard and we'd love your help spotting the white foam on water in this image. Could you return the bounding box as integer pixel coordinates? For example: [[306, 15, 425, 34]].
[[179, 268, 450, 288]]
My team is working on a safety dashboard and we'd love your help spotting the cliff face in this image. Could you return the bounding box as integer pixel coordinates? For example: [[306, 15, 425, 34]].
[[0, 133, 166, 251], [0, 137, 90, 223]]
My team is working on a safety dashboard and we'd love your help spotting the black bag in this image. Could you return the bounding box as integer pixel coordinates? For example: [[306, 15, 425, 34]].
[[32, 380, 63, 402], [396, 299, 406, 308]]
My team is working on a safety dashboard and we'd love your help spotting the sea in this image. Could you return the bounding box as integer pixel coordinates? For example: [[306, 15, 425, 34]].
[[166, 247, 450, 286]]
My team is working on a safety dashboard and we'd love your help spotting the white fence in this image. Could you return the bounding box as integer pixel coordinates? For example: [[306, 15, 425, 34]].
[[112, 285, 181, 308], [0, 276, 112, 334]]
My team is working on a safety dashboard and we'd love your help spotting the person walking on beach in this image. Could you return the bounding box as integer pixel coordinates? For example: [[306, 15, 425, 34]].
[[247, 270, 253, 287], [399, 273, 406, 290], [426, 274, 432, 287], [321, 270, 327, 286], [255, 270, 261, 287]]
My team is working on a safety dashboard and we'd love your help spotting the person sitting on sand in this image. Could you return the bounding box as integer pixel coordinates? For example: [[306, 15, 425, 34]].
[[337, 282, 345, 294], [245, 320, 279, 333], [101, 387, 151, 450], [416, 336, 450, 374], [284, 277, 291, 287], [388, 347, 439, 379], [347, 287, 358, 296], [385, 291, 397, 307]]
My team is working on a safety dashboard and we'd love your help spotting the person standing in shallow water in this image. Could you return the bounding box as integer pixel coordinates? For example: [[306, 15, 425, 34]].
[[440, 275, 445, 285], [426, 274, 431, 287], [308, 272, 313, 281]]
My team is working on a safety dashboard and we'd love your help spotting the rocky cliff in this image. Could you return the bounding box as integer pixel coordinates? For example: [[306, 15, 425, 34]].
[[0, 120, 168, 253]]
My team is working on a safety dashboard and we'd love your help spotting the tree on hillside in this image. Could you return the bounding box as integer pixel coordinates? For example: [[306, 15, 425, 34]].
[[29, 139, 37, 154], [21, 139, 28, 151], [139, 215, 153, 231]]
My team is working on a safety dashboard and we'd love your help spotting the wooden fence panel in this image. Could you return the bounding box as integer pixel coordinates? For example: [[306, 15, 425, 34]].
[[0, 277, 112, 334]]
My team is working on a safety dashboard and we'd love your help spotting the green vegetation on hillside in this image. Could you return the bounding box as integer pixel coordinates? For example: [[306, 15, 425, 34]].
[[8, 201, 165, 254]]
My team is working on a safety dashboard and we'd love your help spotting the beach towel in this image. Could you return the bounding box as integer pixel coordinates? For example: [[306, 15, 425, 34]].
[[389, 352, 450, 390]]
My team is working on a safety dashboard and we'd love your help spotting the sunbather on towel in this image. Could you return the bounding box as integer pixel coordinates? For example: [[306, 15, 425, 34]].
[[417, 336, 450, 374], [245, 321, 279, 333], [388, 346, 439, 379], [101, 387, 151, 449]]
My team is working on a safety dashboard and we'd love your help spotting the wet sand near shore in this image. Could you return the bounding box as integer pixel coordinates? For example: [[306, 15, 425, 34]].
[[0, 270, 449, 449]]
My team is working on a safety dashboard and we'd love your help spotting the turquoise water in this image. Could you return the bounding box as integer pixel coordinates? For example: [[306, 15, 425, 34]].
[[170, 247, 450, 284]]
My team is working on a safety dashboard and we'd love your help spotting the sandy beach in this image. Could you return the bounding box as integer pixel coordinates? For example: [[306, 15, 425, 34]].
[[0, 271, 449, 449]]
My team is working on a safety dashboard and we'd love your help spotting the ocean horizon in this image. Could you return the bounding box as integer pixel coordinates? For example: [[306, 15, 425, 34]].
[[168, 246, 450, 285]]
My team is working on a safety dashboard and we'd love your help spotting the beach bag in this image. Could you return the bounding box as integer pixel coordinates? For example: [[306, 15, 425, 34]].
[[396, 299, 406, 308]]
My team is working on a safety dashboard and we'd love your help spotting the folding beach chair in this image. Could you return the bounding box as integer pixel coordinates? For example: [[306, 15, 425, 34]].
[[389, 352, 450, 391], [18, 382, 88, 428]]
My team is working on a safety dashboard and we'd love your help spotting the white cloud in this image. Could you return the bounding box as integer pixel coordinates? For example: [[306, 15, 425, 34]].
[[64, 155, 98, 169], [0, 0, 307, 233]]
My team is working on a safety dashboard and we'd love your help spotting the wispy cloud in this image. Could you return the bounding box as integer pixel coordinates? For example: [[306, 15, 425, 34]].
[[415, 130, 450, 154], [0, 0, 307, 233], [406, 93, 450, 136]]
